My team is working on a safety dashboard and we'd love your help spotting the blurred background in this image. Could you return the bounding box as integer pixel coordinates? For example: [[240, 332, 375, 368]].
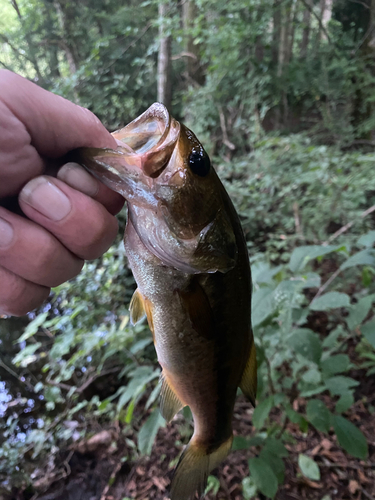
[[1, 1, 375, 499]]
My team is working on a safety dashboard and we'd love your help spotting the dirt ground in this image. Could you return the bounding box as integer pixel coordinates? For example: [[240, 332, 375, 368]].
[[21, 392, 374, 500]]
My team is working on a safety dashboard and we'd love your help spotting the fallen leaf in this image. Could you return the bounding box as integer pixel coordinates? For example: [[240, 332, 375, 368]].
[[321, 438, 332, 450], [302, 479, 323, 489], [311, 444, 321, 456], [349, 480, 360, 494], [358, 470, 370, 484]]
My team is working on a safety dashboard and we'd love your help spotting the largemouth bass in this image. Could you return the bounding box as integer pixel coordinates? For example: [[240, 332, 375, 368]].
[[75, 103, 256, 499]]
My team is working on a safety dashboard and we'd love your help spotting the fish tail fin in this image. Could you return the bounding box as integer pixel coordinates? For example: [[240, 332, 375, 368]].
[[170, 434, 233, 500]]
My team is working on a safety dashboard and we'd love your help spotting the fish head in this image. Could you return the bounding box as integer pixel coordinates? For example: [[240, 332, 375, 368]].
[[75, 103, 237, 273]]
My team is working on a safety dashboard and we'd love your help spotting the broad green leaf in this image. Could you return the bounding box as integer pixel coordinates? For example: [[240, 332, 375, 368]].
[[310, 292, 350, 311], [322, 326, 345, 348], [44, 386, 63, 404], [252, 261, 283, 285], [262, 438, 288, 457], [252, 396, 274, 429], [302, 368, 321, 384], [298, 454, 320, 480], [335, 391, 354, 413], [340, 249, 375, 270], [232, 436, 252, 450], [116, 367, 159, 413], [17, 313, 48, 343], [252, 287, 275, 327], [248, 457, 278, 498], [138, 409, 164, 455], [306, 399, 331, 433], [50, 331, 75, 359], [299, 273, 321, 289], [130, 338, 153, 354], [124, 398, 135, 424], [321, 354, 350, 376], [145, 383, 161, 410], [260, 448, 285, 483], [232, 435, 265, 450], [285, 405, 309, 432], [362, 266, 375, 287], [204, 476, 220, 495], [346, 295, 375, 330], [361, 320, 375, 348], [325, 376, 359, 396], [333, 415, 368, 459], [289, 245, 340, 273], [287, 329, 322, 363], [358, 230, 375, 248], [242, 476, 258, 499], [12, 343, 42, 367]]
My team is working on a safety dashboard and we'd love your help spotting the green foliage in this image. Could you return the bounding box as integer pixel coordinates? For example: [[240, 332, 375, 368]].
[[1, 1, 375, 494], [298, 454, 320, 481], [1, 132, 374, 497], [242, 228, 374, 496], [248, 457, 278, 499]]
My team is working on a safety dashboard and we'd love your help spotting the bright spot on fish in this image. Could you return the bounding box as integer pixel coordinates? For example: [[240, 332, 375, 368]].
[[178, 332, 184, 339]]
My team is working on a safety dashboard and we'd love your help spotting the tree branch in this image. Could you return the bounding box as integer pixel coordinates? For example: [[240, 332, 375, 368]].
[[323, 204, 375, 245], [298, 0, 332, 45]]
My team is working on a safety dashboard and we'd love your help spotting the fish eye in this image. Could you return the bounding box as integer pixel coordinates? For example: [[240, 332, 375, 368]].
[[188, 148, 211, 177]]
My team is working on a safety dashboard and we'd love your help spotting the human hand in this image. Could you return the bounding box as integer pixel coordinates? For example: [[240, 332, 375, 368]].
[[0, 70, 125, 316]]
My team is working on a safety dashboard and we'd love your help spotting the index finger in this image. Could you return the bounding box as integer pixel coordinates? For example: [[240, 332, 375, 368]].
[[0, 70, 117, 157], [0, 71, 117, 198]]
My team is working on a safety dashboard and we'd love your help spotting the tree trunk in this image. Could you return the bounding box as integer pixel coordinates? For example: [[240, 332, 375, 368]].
[[277, 0, 292, 77], [300, 0, 312, 58], [54, 1, 78, 75], [182, 0, 204, 85], [316, 0, 332, 46], [272, 0, 281, 66], [157, 2, 172, 111], [351, 0, 375, 138], [286, 0, 297, 65]]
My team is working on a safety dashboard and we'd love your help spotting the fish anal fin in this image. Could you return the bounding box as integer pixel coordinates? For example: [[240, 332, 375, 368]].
[[160, 371, 185, 422], [239, 339, 257, 407], [170, 435, 233, 500], [129, 288, 146, 325]]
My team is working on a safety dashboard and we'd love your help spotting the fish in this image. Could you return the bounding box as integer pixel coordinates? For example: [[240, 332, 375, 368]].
[[74, 103, 257, 500]]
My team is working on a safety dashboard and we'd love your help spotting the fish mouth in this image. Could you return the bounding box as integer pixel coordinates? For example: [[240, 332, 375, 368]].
[[77, 103, 181, 184]]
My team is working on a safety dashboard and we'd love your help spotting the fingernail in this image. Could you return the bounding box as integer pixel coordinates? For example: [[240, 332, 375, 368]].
[[57, 162, 99, 197], [20, 177, 72, 221], [0, 218, 14, 247]]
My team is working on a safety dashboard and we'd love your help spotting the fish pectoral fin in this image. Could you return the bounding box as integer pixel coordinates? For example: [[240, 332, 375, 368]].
[[177, 278, 215, 340], [239, 338, 257, 407], [129, 288, 146, 325], [160, 372, 185, 422], [170, 435, 233, 500]]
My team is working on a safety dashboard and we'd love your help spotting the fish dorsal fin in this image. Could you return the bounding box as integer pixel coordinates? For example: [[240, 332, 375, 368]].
[[239, 338, 257, 407], [160, 371, 185, 422], [129, 288, 146, 325]]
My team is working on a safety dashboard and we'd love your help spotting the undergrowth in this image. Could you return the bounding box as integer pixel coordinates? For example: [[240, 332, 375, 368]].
[[1, 134, 375, 499]]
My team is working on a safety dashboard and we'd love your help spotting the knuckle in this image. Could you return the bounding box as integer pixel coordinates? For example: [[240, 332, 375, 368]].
[[77, 211, 118, 260]]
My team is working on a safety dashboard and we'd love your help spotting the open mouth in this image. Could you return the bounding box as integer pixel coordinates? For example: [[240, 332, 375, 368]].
[[112, 103, 180, 178]]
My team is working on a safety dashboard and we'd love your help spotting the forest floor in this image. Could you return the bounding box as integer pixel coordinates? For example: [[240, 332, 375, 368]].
[[26, 389, 375, 500]]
